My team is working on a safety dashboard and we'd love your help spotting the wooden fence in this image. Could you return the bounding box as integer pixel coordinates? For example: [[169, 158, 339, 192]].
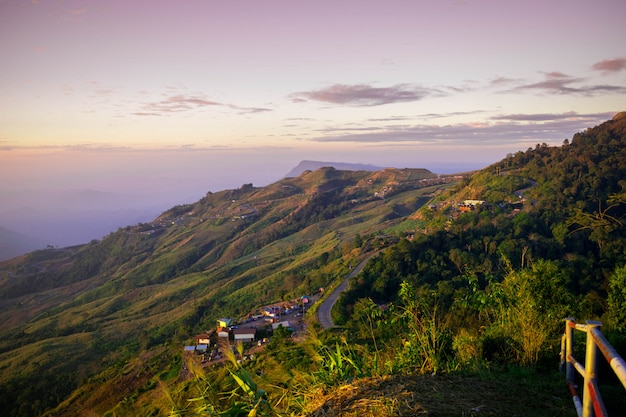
[[560, 318, 626, 417]]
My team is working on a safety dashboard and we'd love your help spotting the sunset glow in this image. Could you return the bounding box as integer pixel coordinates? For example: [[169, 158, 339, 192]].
[[1, 0, 625, 246]]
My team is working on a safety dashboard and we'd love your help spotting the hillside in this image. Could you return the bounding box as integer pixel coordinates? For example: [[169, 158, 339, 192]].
[[1, 114, 626, 416], [0, 166, 450, 415]]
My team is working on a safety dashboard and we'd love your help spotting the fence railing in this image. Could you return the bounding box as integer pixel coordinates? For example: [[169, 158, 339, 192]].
[[560, 318, 626, 417]]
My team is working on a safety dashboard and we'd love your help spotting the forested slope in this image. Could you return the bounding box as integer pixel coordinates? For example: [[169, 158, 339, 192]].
[[335, 112, 626, 369]]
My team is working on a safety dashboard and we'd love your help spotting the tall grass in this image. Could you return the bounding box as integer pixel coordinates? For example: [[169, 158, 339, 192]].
[[165, 342, 281, 417], [390, 282, 453, 375]]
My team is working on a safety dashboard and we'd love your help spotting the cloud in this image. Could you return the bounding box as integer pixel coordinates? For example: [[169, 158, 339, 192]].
[[290, 83, 444, 106], [367, 116, 413, 122], [228, 105, 273, 115], [592, 58, 626, 72], [543, 71, 569, 79], [62, 7, 87, 23], [511, 72, 626, 96], [136, 94, 222, 115], [368, 110, 487, 123], [132, 112, 163, 117], [490, 76, 523, 86], [133, 92, 272, 116], [490, 112, 613, 122], [308, 112, 615, 145]]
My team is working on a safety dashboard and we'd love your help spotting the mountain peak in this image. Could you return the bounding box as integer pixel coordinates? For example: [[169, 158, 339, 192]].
[[285, 160, 385, 178], [612, 111, 626, 121]]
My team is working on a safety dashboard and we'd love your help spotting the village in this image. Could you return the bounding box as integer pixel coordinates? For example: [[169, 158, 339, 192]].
[[183, 294, 315, 365], [181, 195, 531, 366]]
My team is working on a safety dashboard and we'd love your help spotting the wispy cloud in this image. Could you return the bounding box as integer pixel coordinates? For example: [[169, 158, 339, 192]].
[[490, 112, 612, 122], [71, 8, 87, 16], [62, 7, 87, 23], [511, 71, 626, 96], [490, 76, 523, 86], [133, 93, 272, 116], [228, 105, 272, 115], [290, 83, 445, 106], [592, 58, 626, 73], [135, 94, 222, 116], [368, 110, 487, 123], [308, 112, 615, 145]]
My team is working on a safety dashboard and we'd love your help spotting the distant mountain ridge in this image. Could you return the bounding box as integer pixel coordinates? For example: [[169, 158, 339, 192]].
[[0, 226, 47, 261], [284, 160, 387, 178]]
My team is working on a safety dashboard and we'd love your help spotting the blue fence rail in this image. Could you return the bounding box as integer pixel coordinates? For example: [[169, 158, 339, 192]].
[[560, 318, 626, 417]]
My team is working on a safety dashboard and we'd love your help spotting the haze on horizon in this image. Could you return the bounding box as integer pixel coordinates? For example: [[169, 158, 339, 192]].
[[1, 0, 624, 256]]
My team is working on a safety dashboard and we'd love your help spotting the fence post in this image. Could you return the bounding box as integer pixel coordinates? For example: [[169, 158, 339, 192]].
[[565, 318, 575, 384], [582, 321, 601, 417]]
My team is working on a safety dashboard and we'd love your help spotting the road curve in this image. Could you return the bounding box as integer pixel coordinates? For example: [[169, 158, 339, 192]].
[[317, 252, 378, 329]]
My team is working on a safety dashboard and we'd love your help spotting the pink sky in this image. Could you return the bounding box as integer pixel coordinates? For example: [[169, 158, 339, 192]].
[[0, 0, 625, 246]]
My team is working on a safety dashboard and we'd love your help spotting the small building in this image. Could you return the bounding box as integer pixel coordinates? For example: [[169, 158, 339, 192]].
[[195, 333, 211, 345], [233, 327, 257, 343], [217, 327, 230, 338], [272, 320, 292, 331], [217, 318, 234, 328]]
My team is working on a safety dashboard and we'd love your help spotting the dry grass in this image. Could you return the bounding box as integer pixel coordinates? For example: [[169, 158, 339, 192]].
[[300, 373, 576, 417]]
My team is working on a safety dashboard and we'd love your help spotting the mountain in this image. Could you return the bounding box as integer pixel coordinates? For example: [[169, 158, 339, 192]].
[[1, 114, 626, 416], [284, 160, 386, 178], [0, 226, 47, 261]]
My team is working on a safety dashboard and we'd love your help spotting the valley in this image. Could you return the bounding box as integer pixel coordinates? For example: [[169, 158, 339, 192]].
[[1, 115, 626, 416]]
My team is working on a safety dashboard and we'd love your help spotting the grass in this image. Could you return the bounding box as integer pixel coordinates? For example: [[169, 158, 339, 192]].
[[300, 369, 577, 417], [0, 169, 468, 415]]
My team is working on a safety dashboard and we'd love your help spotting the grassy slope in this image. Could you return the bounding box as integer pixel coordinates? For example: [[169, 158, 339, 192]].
[[0, 168, 443, 415]]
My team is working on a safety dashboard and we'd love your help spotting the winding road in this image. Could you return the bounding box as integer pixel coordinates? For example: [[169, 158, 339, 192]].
[[317, 252, 378, 329]]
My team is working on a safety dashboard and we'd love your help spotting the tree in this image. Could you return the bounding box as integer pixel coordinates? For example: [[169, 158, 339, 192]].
[[490, 259, 576, 367], [353, 233, 363, 249], [608, 265, 626, 333]]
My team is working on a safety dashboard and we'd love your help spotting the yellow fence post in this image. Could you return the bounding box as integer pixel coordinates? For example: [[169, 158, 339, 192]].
[[583, 321, 601, 417], [565, 318, 575, 384]]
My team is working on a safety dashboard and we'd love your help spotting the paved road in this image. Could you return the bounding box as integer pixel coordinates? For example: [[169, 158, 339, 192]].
[[317, 253, 378, 329]]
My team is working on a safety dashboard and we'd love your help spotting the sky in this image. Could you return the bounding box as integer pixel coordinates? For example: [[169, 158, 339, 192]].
[[0, 0, 625, 248]]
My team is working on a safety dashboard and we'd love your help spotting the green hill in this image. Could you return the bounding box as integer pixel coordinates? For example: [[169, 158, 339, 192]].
[[0, 166, 447, 415], [1, 114, 626, 416]]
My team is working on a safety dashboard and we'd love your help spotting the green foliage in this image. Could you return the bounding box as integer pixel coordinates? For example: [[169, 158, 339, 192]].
[[0, 370, 77, 417], [262, 328, 313, 374], [391, 282, 453, 374], [224, 347, 277, 417], [608, 264, 626, 333], [487, 260, 577, 368], [312, 337, 373, 386]]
